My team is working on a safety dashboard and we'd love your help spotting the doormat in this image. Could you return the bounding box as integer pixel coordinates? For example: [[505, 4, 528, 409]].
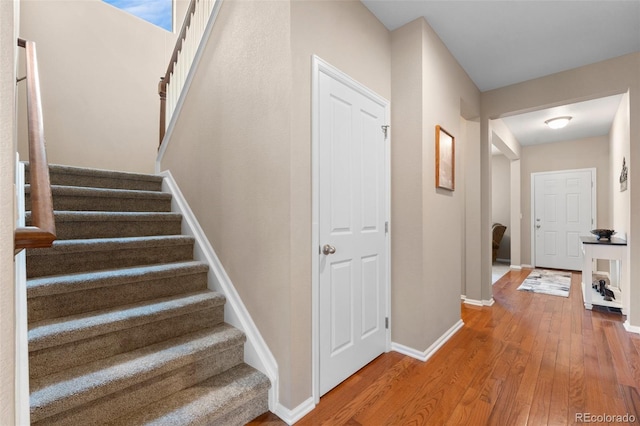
[[517, 269, 572, 298]]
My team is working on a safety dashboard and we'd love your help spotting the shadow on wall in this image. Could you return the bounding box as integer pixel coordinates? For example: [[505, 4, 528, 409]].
[[497, 234, 511, 262]]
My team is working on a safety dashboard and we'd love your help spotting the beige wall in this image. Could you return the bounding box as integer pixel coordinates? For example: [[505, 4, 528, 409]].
[[610, 93, 630, 239], [161, 0, 295, 406], [161, 0, 391, 409], [463, 119, 481, 297], [492, 153, 510, 260], [610, 93, 630, 305], [391, 18, 480, 347], [1, 0, 17, 421], [161, 0, 481, 408], [19, 0, 177, 173], [520, 136, 610, 266]]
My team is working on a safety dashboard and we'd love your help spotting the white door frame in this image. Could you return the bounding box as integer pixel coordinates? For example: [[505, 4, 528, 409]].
[[311, 55, 391, 404], [530, 168, 596, 268]]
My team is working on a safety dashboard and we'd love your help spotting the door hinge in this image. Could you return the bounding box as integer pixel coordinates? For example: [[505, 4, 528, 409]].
[[381, 125, 390, 140], [385, 317, 389, 329], [385, 221, 389, 234]]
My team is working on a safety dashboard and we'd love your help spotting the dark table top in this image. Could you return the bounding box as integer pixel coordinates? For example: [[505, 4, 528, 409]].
[[580, 236, 627, 246]]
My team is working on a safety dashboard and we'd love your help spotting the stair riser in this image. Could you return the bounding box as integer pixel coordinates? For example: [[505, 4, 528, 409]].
[[25, 165, 163, 192], [30, 307, 224, 378], [29, 271, 209, 322], [31, 345, 244, 425], [26, 194, 172, 213], [26, 243, 194, 278], [45, 219, 182, 240]]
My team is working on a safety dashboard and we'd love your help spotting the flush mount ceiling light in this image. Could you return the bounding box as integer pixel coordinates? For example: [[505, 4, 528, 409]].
[[545, 116, 572, 129]]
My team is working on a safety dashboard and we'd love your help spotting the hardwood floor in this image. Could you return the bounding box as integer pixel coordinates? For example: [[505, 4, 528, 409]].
[[249, 269, 640, 425]]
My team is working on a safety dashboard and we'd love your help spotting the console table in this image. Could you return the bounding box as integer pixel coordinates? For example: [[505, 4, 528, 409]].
[[580, 236, 627, 314]]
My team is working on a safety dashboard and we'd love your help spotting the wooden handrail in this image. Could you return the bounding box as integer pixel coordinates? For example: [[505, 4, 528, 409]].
[[15, 38, 56, 251], [158, 0, 197, 145]]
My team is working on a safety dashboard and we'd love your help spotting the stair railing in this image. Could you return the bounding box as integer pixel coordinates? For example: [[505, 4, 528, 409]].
[[14, 38, 56, 252], [158, 0, 222, 147]]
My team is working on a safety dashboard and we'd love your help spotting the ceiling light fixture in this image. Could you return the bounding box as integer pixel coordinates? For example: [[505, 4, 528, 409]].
[[545, 116, 572, 129]]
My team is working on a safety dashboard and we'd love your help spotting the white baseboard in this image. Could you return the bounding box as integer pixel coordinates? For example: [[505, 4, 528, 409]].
[[624, 320, 640, 334], [522, 264, 533, 269], [160, 171, 279, 411], [510, 265, 522, 270], [463, 298, 494, 307], [274, 397, 315, 425], [463, 298, 483, 307], [391, 319, 464, 362]]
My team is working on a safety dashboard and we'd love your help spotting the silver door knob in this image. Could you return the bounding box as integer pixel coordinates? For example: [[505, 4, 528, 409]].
[[322, 244, 336, 255]]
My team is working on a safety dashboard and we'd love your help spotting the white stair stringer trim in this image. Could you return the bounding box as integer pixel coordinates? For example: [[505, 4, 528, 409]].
[[391, 319, 464, 362], [160, 170, 279, 412], [15, 158, 30, 425], [156, 0, 224, 173]]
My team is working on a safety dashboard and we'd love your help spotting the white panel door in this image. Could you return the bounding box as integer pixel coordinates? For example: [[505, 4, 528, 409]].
[[318, 70, 387, 396], [533, 170, 593, 271]]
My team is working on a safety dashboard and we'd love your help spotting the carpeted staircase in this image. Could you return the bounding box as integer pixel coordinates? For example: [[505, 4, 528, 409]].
[[23, 163, 270, 425]]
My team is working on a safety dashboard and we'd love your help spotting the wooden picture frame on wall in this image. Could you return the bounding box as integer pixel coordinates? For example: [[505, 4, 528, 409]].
[[436, 125, 455, 191]]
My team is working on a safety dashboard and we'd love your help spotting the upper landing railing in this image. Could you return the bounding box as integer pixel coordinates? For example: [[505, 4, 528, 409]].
[[158, 0, 222, 146], [15, 38, 56, 252]]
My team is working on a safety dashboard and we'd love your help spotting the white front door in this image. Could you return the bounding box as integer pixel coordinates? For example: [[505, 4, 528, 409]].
[[317, 62, 388, 396], [533, 169, 594, 271]]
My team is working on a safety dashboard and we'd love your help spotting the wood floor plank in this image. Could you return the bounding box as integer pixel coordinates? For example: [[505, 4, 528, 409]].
[[605, 321, 637, 387], [568, 332, 586, 421], [548, 300, 571, 424], [251, 268, 640, 426], [353, 331, 492, 425]]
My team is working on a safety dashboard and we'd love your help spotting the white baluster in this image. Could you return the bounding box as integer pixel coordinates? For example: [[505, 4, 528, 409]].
[[163, 0, 219, 133]]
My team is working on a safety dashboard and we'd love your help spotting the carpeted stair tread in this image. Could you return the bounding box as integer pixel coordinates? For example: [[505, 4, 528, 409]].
[[24, 162, 269, 423], [30, 324, 246, 423], [28, 235, 193, 255], [107, 363, 270, 426], [29, 290, 225, 352], [26, 235, 195, 278], [24, 163, 164, 191], [27, 185, 172, 201], [27, 210, 182, 224], [27, 261, 210, 322], [28, 261, 209, 299], [25, 185, 172, 212], [26, 211, 183, 239]]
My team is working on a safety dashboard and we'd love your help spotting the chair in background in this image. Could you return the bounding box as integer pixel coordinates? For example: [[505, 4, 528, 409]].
[[492, 223, 507, 263]]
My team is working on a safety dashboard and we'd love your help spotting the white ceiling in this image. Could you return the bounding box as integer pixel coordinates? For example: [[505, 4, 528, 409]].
[[361, 0, 639, 150], [362, 0, 640, 92], [500, 94, 625, 147]]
